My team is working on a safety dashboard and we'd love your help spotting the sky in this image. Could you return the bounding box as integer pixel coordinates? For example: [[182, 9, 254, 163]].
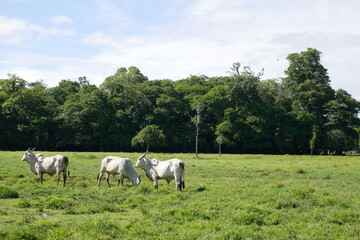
[[1, 0, 360, 100]]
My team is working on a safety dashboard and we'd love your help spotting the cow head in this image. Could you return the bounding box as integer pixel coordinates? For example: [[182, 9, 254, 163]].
[[134, 175, 142, 186], [22, 148, 35, 161], [135, 152, 147, 169]]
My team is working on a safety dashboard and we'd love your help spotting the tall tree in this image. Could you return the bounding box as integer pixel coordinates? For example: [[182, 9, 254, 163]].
[[48, 79, 81, 105], [190, 102, 207, 156], [101, 66, 148, 93], [1, 79, 58, 149], [284, 48, 335, 154], [325, 89, 360, 154], [56, 86, 114, 151], [309, 125, 317, 157]]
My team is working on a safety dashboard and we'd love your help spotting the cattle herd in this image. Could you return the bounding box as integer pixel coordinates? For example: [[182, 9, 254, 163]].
[[21, 149, 185, 191]]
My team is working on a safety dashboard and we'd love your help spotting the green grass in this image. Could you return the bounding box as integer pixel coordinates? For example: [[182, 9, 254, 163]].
[[0, 152, 359, 239]]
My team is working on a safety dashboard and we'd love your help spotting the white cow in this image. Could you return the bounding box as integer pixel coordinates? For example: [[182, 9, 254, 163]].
[[135, 153, 185, 191], [36, 153, 44, 160], [97, 156, 141, 187], [21, 148, 70, 186]]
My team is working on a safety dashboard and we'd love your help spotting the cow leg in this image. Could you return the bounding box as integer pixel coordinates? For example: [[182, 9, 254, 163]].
[[116, 174, 120, 187], [116, 174, 123, 187], [175, 175, 182, 191], [56, 171, 61, 186], [118, 178, 124, 187], [63, 171, 67, 187], [116, 178, 120, 187], [38, 172, 43, 184], [154, 177, 158, 189], [97, 172, 103, 186], [106, 173, 111, 187]]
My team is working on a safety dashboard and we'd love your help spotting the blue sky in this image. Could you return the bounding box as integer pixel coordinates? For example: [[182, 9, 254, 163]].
[[1, 0, 360, 100]]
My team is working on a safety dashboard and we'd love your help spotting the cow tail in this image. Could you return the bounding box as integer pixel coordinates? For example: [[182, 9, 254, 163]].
[[64, 156, 70, 176], [180, 162, 185, 190]]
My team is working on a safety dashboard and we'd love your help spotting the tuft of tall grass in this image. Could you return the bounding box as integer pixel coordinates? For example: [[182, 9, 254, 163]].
[[0, 185, 19, 199]]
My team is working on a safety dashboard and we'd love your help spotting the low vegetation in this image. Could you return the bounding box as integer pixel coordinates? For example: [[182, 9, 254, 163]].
[[0, 151, 359, 239]]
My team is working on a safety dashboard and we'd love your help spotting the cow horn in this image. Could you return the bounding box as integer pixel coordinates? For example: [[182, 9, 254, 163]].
[[32, 147, 36, 151]]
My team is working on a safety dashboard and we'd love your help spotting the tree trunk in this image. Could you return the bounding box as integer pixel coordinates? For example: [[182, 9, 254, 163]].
[[195, 125, 199, 156]]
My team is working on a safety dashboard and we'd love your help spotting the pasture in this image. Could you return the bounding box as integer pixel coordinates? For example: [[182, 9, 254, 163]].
[[0, 151, 359, 240]]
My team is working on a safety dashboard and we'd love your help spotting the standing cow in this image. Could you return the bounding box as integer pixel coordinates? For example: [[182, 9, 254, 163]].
[[97, 156, 141, 187], [135, 153, 185, 191], [21, 148, 70, 186]]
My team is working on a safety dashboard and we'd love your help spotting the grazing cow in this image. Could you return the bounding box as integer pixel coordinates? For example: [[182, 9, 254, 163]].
[[21, 148, 70, 186], [135, 153, 185, 191], [97, 156, 141, 187]]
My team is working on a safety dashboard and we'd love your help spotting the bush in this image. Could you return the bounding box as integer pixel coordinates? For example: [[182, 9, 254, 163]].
[[17, 199, 31, 208], [46, 197, 72, 210], [296, 168, 307, 174], [10, 232, 38, 240], [0, 185, 19, 199]]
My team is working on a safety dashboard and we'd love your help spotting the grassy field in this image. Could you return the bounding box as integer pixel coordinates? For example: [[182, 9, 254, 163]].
[[0, 151, 359, 240]]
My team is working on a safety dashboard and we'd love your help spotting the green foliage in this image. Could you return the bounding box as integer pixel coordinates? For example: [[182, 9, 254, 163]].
[[1, 50, 359, 154], [0, 74, 26, 95], [310, 125, 317, 155], [132, 124, 165, 152], [17, 199, 31, 208], [45, 197, 72, 210]]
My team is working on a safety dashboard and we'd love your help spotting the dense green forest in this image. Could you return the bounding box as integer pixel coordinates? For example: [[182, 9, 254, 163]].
[[1, 48, 359, 154]]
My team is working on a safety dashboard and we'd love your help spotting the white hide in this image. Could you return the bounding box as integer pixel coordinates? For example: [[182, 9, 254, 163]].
[[22, 149, 70, 186], [135, 154, 185, 191], [97, 156, 141, 187]]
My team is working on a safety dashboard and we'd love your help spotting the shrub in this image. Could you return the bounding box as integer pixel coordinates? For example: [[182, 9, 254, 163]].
[[0, 185, 19, 199], [275, 200, 300, 209], [10, 231, 38, 240], [17, 199, 31, 208], [296, 168, 307, 174], [196, 186, 207, 192], [46, 197, 72, 210]]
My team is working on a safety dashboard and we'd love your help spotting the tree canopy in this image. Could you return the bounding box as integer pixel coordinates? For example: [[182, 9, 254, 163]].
[[0, 49, 359, 154]]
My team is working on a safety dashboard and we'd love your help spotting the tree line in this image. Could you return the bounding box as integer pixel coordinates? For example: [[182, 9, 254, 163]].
[[1, 48, 359, 154]]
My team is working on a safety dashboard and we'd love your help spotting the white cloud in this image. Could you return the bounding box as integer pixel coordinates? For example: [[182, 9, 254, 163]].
[[1, 0, 360, 100], [81, 31, 117, 46], [0, 16, 31, 44], [50, 16, 73, 25], [271, 31, 360, 99], [0, 15, 76, 44], [94, 0, 134, 27]]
